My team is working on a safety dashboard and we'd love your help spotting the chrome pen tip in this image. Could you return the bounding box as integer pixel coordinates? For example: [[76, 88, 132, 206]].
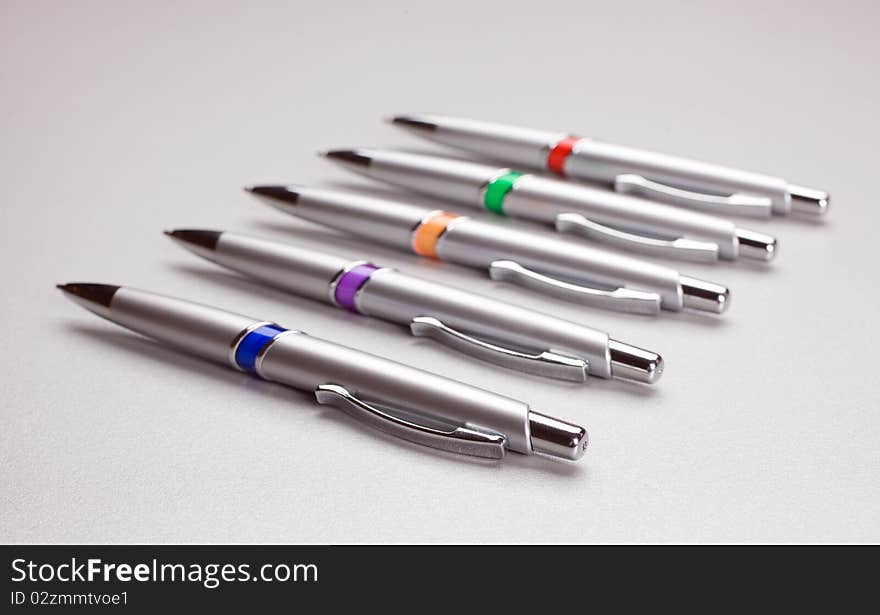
[[788, 184, 830, 216], [735, 229, 778, 261], [609, 340, 664, 384], [680, 277, 730, 314]]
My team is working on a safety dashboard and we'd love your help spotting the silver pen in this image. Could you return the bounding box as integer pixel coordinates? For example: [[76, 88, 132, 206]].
[[57, 283, 588, 461], [323, 148, 777, 264], [392, 113, 829, 219], [246, 185, 730, 315], [166, 229, 664, 384]]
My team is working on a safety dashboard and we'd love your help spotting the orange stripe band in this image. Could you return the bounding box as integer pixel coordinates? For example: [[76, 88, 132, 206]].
[[412, 211, 460, 258]]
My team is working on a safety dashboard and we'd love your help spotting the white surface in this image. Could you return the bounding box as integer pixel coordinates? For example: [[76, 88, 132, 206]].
[[2, 0, 878, 543]]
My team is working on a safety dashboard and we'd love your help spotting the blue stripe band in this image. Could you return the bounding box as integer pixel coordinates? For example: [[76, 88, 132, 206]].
[[234, 324, 287, 373]]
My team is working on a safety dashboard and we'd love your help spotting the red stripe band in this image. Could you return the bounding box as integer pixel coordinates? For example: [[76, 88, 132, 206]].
[[546, 136, 580, 175]]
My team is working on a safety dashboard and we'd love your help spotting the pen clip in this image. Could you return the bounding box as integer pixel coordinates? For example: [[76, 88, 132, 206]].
[[613, 174, 773, 219], [555, 212, 719, 262], [409, 316, 588, 382], [314, 383, 507, 459], [488, 259, 661, 315]]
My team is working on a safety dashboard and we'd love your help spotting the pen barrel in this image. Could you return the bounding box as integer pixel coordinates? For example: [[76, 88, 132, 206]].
[[257, 332, 534, 453], [106, 288, 259, 366], [356, 269, 613, 378], [213, 233, 350, 303], [352, 151, 743, 258], [402, 113, 564, 169], [368, 151, 492, 206], [296, 188, 426, 251], [506, 175, 741, 259], [566, 139, 789, 211], [435, 218, 685, 310]]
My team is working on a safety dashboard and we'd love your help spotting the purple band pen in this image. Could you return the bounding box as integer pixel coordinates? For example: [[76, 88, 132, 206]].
[[166, 228, 664, 384]]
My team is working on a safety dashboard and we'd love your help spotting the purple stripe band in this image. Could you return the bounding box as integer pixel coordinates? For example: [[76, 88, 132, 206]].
[[334, 263, 380, 312]]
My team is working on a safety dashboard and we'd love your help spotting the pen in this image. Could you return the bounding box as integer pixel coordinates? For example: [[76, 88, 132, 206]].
[[323, 148, 777, 263], [246, 185, 730, 315], [57, 283, 588, 461], [392, 113, 829, 218], [165, 229, 664, 384]]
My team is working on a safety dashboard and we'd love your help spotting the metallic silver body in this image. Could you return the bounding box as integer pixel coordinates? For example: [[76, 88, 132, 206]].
[[172, 232, 662, 383], [214, 232, 350, 302], [505, 173, 740, 259], [68, 286, 258, 365], [331, 149, 774, 262], [392, 113, 829, 217], [555, 212, 721, 262], [566, 138, 789, 214], [613, 173, 773, 218], [314, 383, 508, 459], [366, 149, 492, 205], [487, 260, 661, 314], [358, 268, 613, 378], [170, 231, 663, 383], [264, 186, 424, 251], [256, 187, 724, 314], [435, 217, 686, 309], [63, 286, 588, 459], [259, 331, 533, 453], [396, 114, 563, 169], [409, 317, 589, 382]]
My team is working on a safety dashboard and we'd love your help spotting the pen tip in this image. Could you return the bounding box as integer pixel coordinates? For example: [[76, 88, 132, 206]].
[[242, 185, 255, 193], [323, 149, 372, 167], [56, 283, 120, 308], [391, 114, 437, 132], [164, 229, 222, 251], [247, 185, 299, 204]]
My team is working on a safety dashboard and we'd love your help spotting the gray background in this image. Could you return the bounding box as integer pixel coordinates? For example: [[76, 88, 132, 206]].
[[2, 0, 878, 543]]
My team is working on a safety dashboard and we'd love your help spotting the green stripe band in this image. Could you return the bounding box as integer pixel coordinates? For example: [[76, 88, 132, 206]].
[[483, 171, 524, 215]]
